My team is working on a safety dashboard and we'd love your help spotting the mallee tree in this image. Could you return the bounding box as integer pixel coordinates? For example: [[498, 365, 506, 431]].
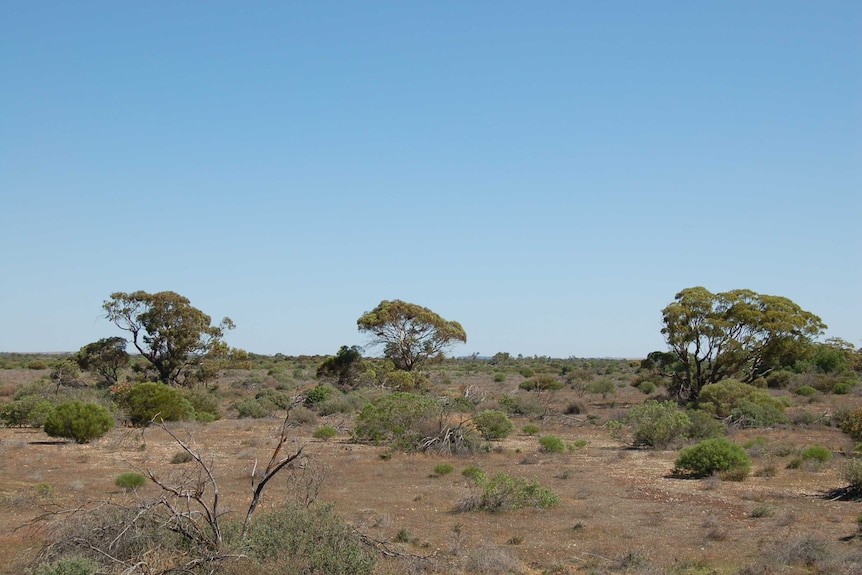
[[103, 290, 238, 387], [659, 286, 825, 403], [357, 299, 466, 372]]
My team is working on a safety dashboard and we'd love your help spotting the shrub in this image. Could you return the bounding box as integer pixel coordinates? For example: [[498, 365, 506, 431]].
[[493, 373, 506, 383], [234, 397, 273, 419], [27, 360, 48, 370], [832, 382, 854, 395], [43, 401, 114, 443], [613, 400, 693, 449], [728, 399, 789, 428], [519, 375, 563, 392], [304, 384, 334, 407], [842, 458, 862, 494], [462, 465, 484, 481], [114, 472, 147, 491], [29, 557, 100, 575], [352, 392, 443, 451], [170, 451, 194, 464], [498, 394, 545, 416], [124, 383, 194, 426], [433, 463, 454, 476], [698, 379, 786, 421], [459, 471, 559, 512], [472, 409, 514, 441], [838, 407, 862, 441], [800, 445, 832, 464], [674, 437, 751, 480], [637, 381, 656, 395], [795, 385, 817, 396], [313, 425, 337, 441], [522, 424, 540, 436], [239, 503, 375, 575], [1, 395, 54, 427], [183, 387, 221, 421], [518, 367, 534, 378], [538, 435, 565, 453], [587, 378, 615, 397]]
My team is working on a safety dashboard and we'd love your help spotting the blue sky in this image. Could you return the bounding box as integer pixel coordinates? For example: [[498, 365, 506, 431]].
[[1, 1, 859, 358]]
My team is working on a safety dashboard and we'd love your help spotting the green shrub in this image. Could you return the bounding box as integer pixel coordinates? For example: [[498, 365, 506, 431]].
[[841, 458, 862, 494], [613, 400, 693, 449], [352, 392, 444, 451], [183, 387, 221, 421], [637, 381, 656, 395], [124, 383, 194, 426], [800, 445, 832, 464], [462, 465, 485, 481], [698, 379, 786, 421], [433, 463, 454, 476], [493, 373, 506, 383], [313, 425, 337, 441], [29, 556, 100, 575], [304, 384, 334, 406], [459, 471, 559, 512], [522, 424, 540, 436], [316, 392, 367, 416], [728, 399, 789, 428], [795, 385, 817, 396], [43, 401, 114, 443], [472, 409, 514, 441], [234, 397, 273, 419], [498, 394, 545, 416], [839, 408, 862, 441], [674, 437, 751, 480], [587, 378, 615, 397], [238, 503, 375, 575], [538, 435, 565, 453], [114, 472, 146, 491], [832, 382, 854, 395], [519, 375, 564, 392], [27, 360, 48, 370], [1, 395, 54, 427], [518, 367, 534, 378]]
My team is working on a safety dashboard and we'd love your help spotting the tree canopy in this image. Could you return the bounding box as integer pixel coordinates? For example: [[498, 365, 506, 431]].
[[76, 336, 130, 386], [103, 290, 237, 386], [356, 300, 466, 371], [659, 286, 825, 403]]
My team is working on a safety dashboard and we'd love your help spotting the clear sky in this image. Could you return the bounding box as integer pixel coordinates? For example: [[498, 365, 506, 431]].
[[1, 1, 859, 359]]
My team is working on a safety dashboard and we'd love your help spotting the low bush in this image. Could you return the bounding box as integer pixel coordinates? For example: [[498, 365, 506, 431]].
[[611, 400, 699, 449], [587, 378, 615, 397], [352, 392, 444, 451], [637, 381, 656, 395], [674, 437, 751, 480], [114, 472, 147, 491], [538, 435, 565, 453], [841, 458, 862, 494], [124, 383, 194, 426], [493, 373, 506, 383], [795, 385, 817, 396], [0, 395, 54, 427], [433, 463, 454, 476], [43, 401, 114, 443], [238, 503, 375, 575], [29, 556, 100, 575], [312, 425, 337, 441], [472, 409, 514, 440], [183, 387, 221, 421], [458, 471, 559, 512], [498, 394, 545, 416], [800, 445, 832, 464], [837, 407, 862, 441], [304, 384, 334, 407], [522, 424, 540, 436], [518, 375, 564, 392], [462, 465, 484, 481], [698, 379, 787, 427], [234, 397, 273, 419]]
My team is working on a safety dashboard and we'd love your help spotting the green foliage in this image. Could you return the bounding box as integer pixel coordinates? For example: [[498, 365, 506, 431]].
[[538, 435, 565, 453], [352, 392, 444, 451], [183, 387, 221, 421], [124, 382, 194, 426], [76, 337, 129, 387], [522, 424, 540, 436], [114, 472, 147, 491], [459, 471, 559, 512], [800, 445, 832, 463], [1, 395, 54, 427], [587, 378, 615, 397], [234, 397, 273, 419], [471, 409, 514, 440], [518, 367, 535, 378], [795, 385, 817, 396], [433, 462, 454, 476], [461, 465, 484, 481], [384, 369, 427, 391], [614, 400, 698, 449], [660, 286, 825, 403], [519, 375, 564, 391], [238, 503, 375, 575], [28, 359, 48, 370], [43, 401, 114, 443], [498, 394, 545, 416], [316, 345, 366, 389], [356, 299, 466, 371], [637, 381, 657, 394], [313, 425, 337, 441], [493, 372, 506, 382], [839, 408, 862, 442], [28, 556, 100, 575], [103, 290, 239, 386], [304, 384, 335, 406], [674, 437, 751, 479], [698, 379, 788, 427]]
